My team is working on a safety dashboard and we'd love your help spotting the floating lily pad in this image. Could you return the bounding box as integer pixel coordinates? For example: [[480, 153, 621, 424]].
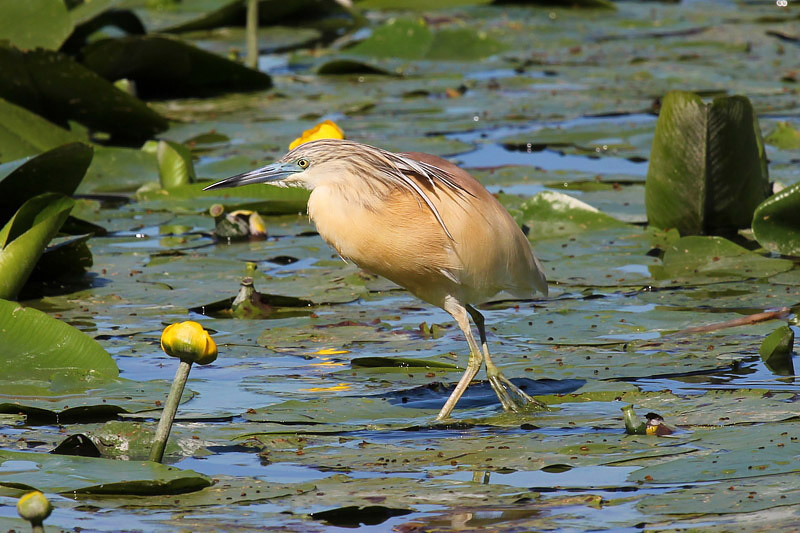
[[0, 449, 210, 495], [513, 190, 629, 241], [764, 121, 800, 150], [347, 17, 506, 61], [653, 236, 793, 282], [629, 424, 800, 484]]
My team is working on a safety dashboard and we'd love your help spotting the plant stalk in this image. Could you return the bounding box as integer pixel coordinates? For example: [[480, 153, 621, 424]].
[[246, 0, 259, 69], [149, 360, 192, 463]]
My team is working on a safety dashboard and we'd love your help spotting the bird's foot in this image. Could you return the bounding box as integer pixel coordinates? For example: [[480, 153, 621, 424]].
[[486, 366, 547, 413]]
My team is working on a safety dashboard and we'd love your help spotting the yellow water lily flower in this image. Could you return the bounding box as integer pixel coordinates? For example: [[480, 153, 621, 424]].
[[17, 491, 52, 524], [289, 120, 344, 150], [160, 321, 217, 365]]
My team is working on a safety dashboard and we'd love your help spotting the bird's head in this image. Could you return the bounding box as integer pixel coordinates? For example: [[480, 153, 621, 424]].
[[203, 139, 351, 192]]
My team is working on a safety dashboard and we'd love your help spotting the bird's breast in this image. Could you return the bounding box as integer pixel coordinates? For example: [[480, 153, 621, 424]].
[[307, 185, 460, 299]]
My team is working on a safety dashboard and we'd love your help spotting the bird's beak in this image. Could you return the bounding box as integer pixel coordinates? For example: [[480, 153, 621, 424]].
[[202, 162, 300, 191]]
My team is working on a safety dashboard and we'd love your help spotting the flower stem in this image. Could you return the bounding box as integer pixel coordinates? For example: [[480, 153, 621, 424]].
[[149, 360, 192, 463]]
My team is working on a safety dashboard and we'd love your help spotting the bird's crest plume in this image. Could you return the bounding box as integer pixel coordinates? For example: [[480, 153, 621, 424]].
[[283, 139, 474, 240]]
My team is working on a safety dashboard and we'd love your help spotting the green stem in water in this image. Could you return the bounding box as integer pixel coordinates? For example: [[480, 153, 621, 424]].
[[32, 522, 44, 533], [149, 360, 192, 463], [246, 0, 259, 69]]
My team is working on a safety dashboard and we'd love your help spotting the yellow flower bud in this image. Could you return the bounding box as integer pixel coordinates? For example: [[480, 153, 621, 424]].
[[289, 120, 344, 150], [17, 491, 52, 524], [160, 321, 217, 365]]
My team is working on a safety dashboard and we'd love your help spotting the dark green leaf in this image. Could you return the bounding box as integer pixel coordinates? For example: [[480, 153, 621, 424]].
[[350, 357, 460, 369], [316, 59, 396, 76], [0, 44, 168, 140], [752, 182, 800, 257], [645, 91, 769, 235], [0, 98, 85, 163], [81, 35, 272, 99], [0, 449, 210, 495], [759, 325, 794, 376], [0, 143, 93, 224]]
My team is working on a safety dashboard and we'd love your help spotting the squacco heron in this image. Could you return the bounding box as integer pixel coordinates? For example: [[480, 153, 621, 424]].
[[205, 139, 548, 420]]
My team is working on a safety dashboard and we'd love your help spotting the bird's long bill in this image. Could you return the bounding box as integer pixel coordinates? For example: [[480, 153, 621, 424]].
[[202, 162, 297, 191]]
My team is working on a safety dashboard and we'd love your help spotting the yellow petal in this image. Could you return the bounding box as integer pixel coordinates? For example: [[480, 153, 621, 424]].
[[160, 321, 218, 365], [289, 120, 344, 150], [299, 383, 352, 392], [313, 348, 350, 355]]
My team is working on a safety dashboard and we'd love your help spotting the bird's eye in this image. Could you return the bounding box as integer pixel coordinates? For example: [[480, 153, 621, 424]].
[[297, 158, 309, 169]]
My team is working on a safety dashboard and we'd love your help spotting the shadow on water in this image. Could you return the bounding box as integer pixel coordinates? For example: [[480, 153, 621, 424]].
[[381, 378, 586, 409]]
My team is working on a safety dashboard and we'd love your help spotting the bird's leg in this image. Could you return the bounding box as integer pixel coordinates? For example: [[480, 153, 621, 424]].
[[437, 298, 484, 421], [466, 305, 547, 412]]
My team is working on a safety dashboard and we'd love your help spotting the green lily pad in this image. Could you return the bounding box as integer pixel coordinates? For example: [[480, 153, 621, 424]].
[[645, 91, 769, 236], [764, 121, 800, 150], [513, 190, 629, 241], [0, 194, 75, 300], [0, 0, 74, 51], [135, 181, 309, 215], [0, 449, 210, 494], [629, 424, 800, 484], [79, 145, 159, 193], [347, 17, 506, 61], [642, 473, 800, 516], [81, 35, 272, 100], [752, 182, 800, 257], [0, 44, 168, 140], [0, 297, 117, 380], [653, 235, 794, 282]]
